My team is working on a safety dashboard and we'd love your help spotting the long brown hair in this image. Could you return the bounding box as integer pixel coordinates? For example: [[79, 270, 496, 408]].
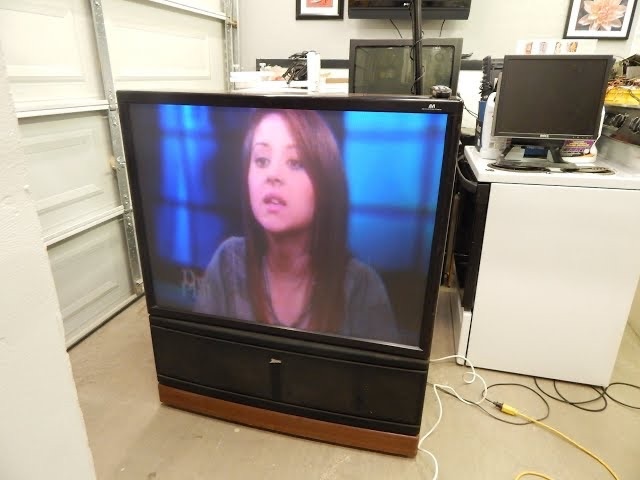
[[241, 109, 349, 333]]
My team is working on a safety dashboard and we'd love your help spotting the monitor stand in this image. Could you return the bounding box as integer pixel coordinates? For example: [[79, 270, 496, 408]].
[[493, 141, 579, 171]]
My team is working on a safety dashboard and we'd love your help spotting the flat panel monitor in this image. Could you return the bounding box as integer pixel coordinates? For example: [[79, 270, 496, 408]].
[[117, 92, 462, 355], [493, 55, 613, 141], [348, 0, 472, 20], [349, 38, 463, 96]]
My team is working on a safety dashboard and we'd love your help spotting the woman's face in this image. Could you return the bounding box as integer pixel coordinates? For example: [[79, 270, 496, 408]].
[[248, 114, 316, 236]]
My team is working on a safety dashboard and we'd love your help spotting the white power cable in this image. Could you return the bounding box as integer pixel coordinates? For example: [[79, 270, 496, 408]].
[[418, 354, 488, 480]]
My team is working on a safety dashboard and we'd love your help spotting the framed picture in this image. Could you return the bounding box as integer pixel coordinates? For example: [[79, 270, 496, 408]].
[[564, 0, 638, 39], [296, 0, 343, 20]]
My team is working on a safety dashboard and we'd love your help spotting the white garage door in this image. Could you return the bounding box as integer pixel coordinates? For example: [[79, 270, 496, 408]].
[[0, 0, 236, 347]]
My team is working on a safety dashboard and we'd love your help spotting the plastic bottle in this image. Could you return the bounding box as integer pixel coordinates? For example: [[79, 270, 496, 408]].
[[306, 51, 321, 93], [479, 92, 508, 160]]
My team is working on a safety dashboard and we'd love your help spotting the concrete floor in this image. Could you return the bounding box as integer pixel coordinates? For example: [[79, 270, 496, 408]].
[[70, 290, 640, 480]]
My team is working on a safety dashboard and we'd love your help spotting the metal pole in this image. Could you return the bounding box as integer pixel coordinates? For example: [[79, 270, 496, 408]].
[[88, 0, 144, 295], [411, 0, 423, 95]]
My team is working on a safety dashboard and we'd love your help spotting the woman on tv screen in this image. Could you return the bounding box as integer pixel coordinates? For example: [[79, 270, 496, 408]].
[[193, 109, 398, 342]]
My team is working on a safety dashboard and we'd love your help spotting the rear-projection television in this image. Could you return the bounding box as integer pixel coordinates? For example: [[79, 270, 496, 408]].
[[117, 91, 462, 456], [349, 38, 463, 96]]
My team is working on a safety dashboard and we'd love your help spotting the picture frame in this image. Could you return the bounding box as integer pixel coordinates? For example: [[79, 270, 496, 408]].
[[296, 0, 343, 20], [564, 0, 638, 39]]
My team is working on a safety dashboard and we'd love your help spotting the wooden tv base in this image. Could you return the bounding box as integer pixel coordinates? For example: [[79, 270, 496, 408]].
[[159, 384, 419, 457]]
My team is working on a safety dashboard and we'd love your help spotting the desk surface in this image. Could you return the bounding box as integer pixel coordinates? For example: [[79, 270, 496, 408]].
[[464, 145, 640, 190], [231, 66, 349, 95], [232, 80, 349, 95]]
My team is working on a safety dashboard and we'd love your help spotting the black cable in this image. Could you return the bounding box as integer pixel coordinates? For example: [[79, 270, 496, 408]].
[[473, 402, 528, 425], [389, 19, 403, 38], [534, 378, 608, 413], [407, 0, 423, 96], [485, 383, 551, 424], [552, 381, 608, 413], [411, 70, 426, 95], [604, 382, 640, 409], [455, 157, 477, 194], [456, 93, 479, 118], [439, 19, 446, 37], [464, 105, 478, 118], [282, 51, 309, 85]]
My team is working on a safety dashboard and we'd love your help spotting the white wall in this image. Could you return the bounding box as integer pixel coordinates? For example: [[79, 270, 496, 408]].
[[238, 0, 639, 70], [0, 46, 96, 479]]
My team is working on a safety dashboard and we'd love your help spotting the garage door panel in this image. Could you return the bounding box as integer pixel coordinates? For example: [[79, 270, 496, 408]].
[[49, 218, 135, 344], [152, 0, 224, 12], [0, 0, 104, 109], [19, 112, 120, 240], [147, 0, 225, 17], [4, 0, 229, 346], [110, 25, 212, 81], [105, 0, 225, 91]]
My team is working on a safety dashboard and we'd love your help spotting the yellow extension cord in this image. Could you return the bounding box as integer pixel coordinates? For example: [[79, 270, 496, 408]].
[[497, 404, 620, 480]]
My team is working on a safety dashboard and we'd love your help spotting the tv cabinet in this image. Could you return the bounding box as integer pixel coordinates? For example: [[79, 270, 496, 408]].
[[116, 91, 462, 459], [150, 316, 427, 456]]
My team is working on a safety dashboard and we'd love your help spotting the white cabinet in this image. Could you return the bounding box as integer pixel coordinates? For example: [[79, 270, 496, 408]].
[[468, 182, 640, 386], [453, 146, 640, 386]]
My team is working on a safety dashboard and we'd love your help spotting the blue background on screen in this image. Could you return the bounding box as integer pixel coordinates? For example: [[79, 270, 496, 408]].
[[143, 104, 447, 274]]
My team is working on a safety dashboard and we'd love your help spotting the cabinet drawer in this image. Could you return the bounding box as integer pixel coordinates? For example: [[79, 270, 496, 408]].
[[150, 324, 426, 426]]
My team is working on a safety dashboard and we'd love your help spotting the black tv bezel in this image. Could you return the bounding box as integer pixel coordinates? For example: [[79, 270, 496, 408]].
[[492, 54, 614, 141], [117, 90, 462, 361], [348, 38, 463, 97], [347, 0, 472, 20]]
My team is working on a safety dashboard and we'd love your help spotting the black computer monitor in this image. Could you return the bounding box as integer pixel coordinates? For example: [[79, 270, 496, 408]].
[[492, 55, 613, 165], [349, 38, 463, 96]]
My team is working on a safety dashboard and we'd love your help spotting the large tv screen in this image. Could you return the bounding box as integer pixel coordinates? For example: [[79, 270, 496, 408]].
[[119, 93, 460, 351]]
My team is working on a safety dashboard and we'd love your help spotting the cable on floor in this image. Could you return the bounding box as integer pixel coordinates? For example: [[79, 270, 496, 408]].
[[552, 380, 607, 413], [604, 382, 640, 409], [431, 381, 551, 426], [418, 367, 631, 478], [419, 354, 488, 480], [496, 403, 620, 480], [534, 377, 608, 412], [484, 382, 551, 425]]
